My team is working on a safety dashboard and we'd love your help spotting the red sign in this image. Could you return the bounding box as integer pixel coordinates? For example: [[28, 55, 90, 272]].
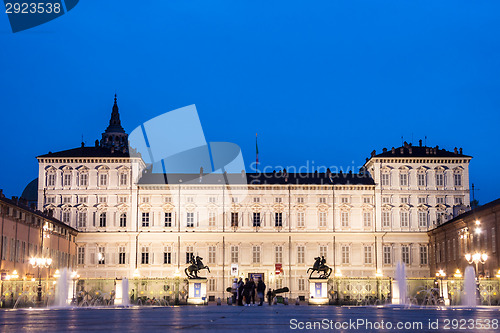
[[275, 264, 282, 275]]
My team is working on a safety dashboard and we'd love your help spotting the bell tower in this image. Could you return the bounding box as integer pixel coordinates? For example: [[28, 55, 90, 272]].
[[100, 94, 128, 151]]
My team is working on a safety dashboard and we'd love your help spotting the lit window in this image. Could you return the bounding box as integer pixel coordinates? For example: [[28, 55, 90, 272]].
[[208, 211, 216, 227]]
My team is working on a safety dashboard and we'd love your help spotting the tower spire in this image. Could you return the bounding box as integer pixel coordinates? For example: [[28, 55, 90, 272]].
[[100, 94, 128, 151]]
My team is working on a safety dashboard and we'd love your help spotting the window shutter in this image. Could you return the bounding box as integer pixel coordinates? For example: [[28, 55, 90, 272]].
[[93, 212, 96, 227]]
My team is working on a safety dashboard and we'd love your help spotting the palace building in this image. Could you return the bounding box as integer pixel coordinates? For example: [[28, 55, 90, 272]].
[[35, 97, 472, 299]]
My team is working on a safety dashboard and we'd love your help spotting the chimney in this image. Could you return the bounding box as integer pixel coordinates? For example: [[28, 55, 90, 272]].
[[95, 140, 99, 147], [382, 148, 387, 153], [365, 157, 369, 162], [391, 147, 395, 154], [426, 147, 429, 154], [409, 147, 412, 154], [454, 147, 458, 154], [371, 150, 376, 157], [400, 147, 404, 154], [419, 139, 422, 147], [111, 146, 115, 154], [0, 189, 3, 198], [404, 141, 408, 148], [81, 141, 85, 148], [12, 196, 18, 204], [459, 148, 463, 154]]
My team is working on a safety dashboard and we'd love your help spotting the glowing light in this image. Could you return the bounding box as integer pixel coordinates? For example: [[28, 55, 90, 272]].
[[453, 269, 462, 278], [133, 269, 140, 278]]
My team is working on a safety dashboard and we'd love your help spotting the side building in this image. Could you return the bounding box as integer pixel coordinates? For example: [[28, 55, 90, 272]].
[[0, 192, 78, 280], [35, 96, 473, 300], [428, 197, 500, 278]]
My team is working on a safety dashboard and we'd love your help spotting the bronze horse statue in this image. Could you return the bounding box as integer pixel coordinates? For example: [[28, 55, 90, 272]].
[[185, 256, 210, 279], [307, 256, 332, 279]]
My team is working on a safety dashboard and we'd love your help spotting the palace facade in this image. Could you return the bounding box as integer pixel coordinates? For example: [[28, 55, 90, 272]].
[[35, 97, 472, 299]]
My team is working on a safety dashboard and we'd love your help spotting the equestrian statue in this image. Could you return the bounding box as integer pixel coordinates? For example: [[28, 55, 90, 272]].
[[185, 256, 211, 279], [307, 256, 332, 279]]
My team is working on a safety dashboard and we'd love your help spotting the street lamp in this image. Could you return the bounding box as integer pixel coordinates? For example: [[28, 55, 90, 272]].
[[465, 252, 488, 275], [29, 257, 52, 303], [453, 269, 462, 278]]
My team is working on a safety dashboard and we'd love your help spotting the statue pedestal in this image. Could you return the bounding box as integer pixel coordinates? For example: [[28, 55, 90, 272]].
[[308, 278, 329, 305], [187, 279, 208, 305]]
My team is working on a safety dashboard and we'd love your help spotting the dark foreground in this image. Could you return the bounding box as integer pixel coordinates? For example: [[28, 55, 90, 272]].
[[0, 305, 499, 332]]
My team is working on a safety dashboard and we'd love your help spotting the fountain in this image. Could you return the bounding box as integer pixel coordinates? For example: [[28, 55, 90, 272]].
[[462, 266, 477, 307], [392, 262, 408, 305], [54, 268, 72, 307]]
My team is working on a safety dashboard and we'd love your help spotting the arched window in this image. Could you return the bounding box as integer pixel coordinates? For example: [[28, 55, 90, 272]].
[[120, 213, 127, 228]]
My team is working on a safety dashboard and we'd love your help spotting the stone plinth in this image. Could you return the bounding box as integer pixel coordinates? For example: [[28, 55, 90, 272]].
[[308, 278, 328, 305], [187, 279, 208, 305]]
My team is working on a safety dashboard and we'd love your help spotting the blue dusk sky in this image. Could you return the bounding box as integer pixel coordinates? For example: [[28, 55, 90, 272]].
[[0, 0, 499, 203]]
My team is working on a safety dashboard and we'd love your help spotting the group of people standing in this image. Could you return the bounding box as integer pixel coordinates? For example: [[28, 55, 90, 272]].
[[232, 277, 266, 306]]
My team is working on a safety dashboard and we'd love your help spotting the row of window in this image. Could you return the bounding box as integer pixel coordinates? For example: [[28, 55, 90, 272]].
[[77, 244, 428, 266], [381, 172, 462, 187], [46, 170, 129, 187], [68, 210, 437, 229], [435, 228, 497, 263]]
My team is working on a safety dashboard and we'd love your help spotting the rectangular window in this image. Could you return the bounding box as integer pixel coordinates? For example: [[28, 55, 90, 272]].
[[381, 173, 390, 186], [455, 197, 463, 205], [298, 278, 305, 291], [164, 212, 172, 227], [231, 212, 238, 227], [141, 247, 149, 265], [253, 212, 261, 227], [436, 174, 444, 186], [231, 245, 238, 263], [77, 247, 85, 265], [275, 197, 282, 203], [400, 173, 408, 186], [454, 174, 462, 186], [400, 211, 409, 227], [186, 247, 194, 264], [383, 246, 392, 265], [119, 213, 127, 227], [62, 196, 71, 204], [401, 245, 410, 264], [47, 173, 55, 186], [341, 211, 349, 227], [275, 246, 283, 264], [164, 251, 171, 264], [340, 197, 349, 204], [141, 197, 150, 203], [119, 246, 126, 265], [97, 247, 105, 265], [80, 173, 88, 186], [297, 212, 305, 227], [364, 246, 373, 264], [142, 212, 150, 227], [62, 211, 70, 224], [418, 197, 426, 204], [253, 197, 260, 203], [186, 212, 194, 227], [419, 245, 428, 265], [297, 197, 304, 204], [363, 212, 372, 227], [319, 245, 327, 259], [252, 245, 260, 263], [208, 279, 216, 292], [63, 174, 71, 186], [417, 173, 426, 186], [275, 212, 283, 227], [99, 213, 106, 227], [341, 246, 350, 264], [319, 211, 327, 227], [382, 196, 390, 204], [208, 211, 216, 227], [208, 246, 216, 264], [99, 173, 107, 186], [319, 197, 327, 204], [209, 196, 216, 203], [418, 212, 427, 228], [436, 197, 445, 204], [120, 173, 128, 186], [382, 211, 391, 228], [297, 246, 305, 264], [363, 197, 371, 204]]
